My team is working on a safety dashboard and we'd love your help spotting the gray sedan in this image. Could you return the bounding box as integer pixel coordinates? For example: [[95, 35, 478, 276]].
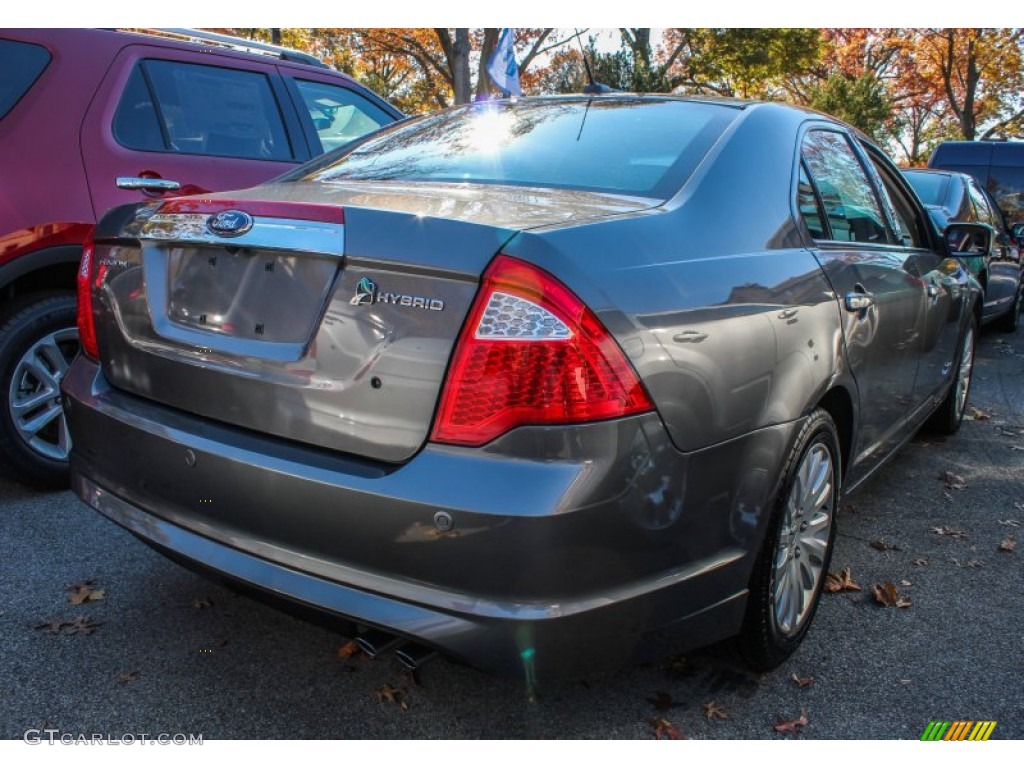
[[64, 96, 986, 679]]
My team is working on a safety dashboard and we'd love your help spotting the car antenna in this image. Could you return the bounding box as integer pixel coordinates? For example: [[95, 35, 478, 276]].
[[575, 29, 616, 95]]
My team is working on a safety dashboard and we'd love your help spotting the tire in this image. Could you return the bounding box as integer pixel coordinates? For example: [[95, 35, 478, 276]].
[[737, 408, 840, 672], [0, 294, 79, 488], [927, 315, 977, 435], [994, 283, 1022, 334]]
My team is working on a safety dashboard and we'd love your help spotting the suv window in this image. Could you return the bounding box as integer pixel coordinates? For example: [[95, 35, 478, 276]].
[[0, 39, 51, 120], [800, 130, 888, 244], [113, 60, 293, 161], [294, 79, 391, 153], [987, 166, 1024, 225]]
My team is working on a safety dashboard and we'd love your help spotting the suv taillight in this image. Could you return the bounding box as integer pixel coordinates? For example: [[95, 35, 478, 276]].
[[76, 234, 99, 359], [430, 255, 654, 446]]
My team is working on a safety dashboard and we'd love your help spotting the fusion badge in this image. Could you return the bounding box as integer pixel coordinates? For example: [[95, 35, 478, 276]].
[[351, 277, 444, 311]]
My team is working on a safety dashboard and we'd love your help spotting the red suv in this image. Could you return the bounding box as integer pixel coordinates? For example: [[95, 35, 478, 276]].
[[0, 28, 402, 486]]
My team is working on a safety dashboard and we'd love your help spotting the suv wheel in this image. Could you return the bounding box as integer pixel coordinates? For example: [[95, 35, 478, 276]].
[[0, 294, 79, 488]]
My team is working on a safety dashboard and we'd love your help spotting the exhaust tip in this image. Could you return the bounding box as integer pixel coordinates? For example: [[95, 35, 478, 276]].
[[354, 629, 403, 659], [394, 643, 439, 671]]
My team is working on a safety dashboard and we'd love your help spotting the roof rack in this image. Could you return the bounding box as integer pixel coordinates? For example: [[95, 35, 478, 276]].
[[120, 28, 330, 69]]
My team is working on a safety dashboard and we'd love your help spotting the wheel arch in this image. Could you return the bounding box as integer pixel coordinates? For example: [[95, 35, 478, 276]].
[[0, 245, 82, 309], [814, 385, 855, 484]]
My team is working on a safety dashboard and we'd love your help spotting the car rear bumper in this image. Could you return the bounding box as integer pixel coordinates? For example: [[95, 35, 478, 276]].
[[64, 357, 795, 678]]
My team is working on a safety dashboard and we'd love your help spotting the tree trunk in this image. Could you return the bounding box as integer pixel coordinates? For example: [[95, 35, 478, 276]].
[[451, 29, 472, 104], [476, 29, 501, 99]]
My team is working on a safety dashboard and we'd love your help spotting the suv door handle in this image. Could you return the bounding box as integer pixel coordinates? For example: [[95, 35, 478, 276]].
[[844, 292, 876, 312], [116, 176, 181, 192]]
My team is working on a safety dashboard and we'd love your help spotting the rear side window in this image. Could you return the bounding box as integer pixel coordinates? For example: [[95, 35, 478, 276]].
[[113, 59, 293, 161], [904, 172, 949, 208], [294, 79, 391, 153], [0, 39, 51, 120], [800, 130, 888, 244]]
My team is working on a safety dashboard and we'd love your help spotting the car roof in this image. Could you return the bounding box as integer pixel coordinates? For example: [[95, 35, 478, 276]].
[[10, 28, 362, 87]]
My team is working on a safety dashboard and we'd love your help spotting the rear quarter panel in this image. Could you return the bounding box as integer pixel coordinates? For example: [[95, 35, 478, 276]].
[[502, 104, 847, 454]]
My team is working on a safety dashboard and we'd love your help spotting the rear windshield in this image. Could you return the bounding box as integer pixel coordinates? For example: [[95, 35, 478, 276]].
[[904, 171, 950, 207], [0, 39, 51, 120], [290, 99, 738, 199]]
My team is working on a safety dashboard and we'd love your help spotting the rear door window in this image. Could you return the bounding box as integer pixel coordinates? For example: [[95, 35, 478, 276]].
[[800, 130, 889, 245], [0, 39, 51, 120], [293, 79, 392, 153], [113, 59, 293, 161]]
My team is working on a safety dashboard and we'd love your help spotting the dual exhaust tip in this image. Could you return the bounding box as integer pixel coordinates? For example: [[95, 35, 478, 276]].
[[354, 629, 438, 671]]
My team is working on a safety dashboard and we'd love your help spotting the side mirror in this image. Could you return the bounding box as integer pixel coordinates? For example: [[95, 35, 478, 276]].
[[944, 222, 992, 257]]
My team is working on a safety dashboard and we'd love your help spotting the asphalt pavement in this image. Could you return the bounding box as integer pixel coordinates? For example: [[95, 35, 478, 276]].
[[1, 328, 1022, 740]]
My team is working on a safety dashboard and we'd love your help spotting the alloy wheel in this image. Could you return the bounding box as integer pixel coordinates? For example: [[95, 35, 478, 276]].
[[771, 441, 835, 636], [954, 325, 975, 421], [9, 327, 79, 461]]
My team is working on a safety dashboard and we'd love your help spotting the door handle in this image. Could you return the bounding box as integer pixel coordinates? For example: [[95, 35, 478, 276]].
[[844, 292, 876, 312], [673, 330, 708, 343], [116, 176, 181, 192], [926, 283, 941, 298]]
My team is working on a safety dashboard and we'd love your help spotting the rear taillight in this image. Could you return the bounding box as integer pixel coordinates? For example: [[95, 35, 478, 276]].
[[431, 255, 654, 446], [76, 233, 99, 359]]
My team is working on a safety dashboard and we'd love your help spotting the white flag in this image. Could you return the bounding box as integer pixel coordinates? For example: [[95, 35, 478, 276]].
[[487, 28, 521, 96]]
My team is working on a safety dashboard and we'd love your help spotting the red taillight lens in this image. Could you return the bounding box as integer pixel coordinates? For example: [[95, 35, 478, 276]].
[[76, 234, 99, 359], [431, 255, 654, 446]]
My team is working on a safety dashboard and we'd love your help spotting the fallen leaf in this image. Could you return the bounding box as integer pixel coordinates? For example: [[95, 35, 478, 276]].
[[703, 700, 728, 721], [911, 557, 928, 566], [897, 678, 913, 685], [67, 582, 105, 605], [942, 491, 953, 501], [773, 710, 809, 737], [337, 640, 365, 660], [191, 598, 212, 610], [824, 566, 861, 592], [900, 579, 912, 586], [965, 559, 984, 568], [870, 539, 901, 552], [64, 616, 101, 635], [998, 519, 1021, 527], [873, 582, 912, 608], [968, 407, 991, 421], [649, 717, 684, 740], [33, 620, 65, 634], [117, 671, 140, 685], [999, 534, 1017, 552], [938, 471, 967, 490], [791, 673, 814, 688], [647, 691, 682, 711], [1015, 502, 1024, 513], [376, 683, 409, 711], [931, 525, 967, 538]]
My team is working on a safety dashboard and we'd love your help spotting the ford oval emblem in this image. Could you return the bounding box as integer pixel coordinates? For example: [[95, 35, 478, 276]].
[[206, 210, 254, 237]]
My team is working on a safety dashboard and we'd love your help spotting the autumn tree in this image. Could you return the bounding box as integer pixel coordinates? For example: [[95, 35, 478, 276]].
[[913, 28, 1024, 140]]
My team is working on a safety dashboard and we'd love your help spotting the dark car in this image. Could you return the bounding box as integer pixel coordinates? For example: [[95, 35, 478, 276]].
[[904, 168, 1023, 332], [65, 97, 986, 679], [0, 27, 401, 486], [929, 140, 1024, 226]]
